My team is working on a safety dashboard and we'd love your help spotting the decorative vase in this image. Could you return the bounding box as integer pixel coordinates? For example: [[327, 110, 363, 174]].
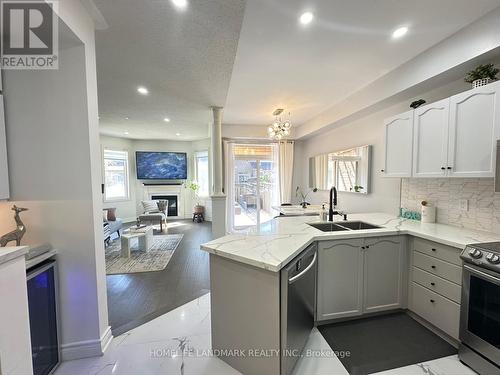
[[301, 202, 307, 209], [472, 78, 492, 89]]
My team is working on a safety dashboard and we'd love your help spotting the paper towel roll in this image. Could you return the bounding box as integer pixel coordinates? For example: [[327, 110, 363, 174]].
[[421, 205, 436, 223]]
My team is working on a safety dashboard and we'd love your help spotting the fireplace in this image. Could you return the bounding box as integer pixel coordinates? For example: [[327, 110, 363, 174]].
[[151, 195, 178, 217]]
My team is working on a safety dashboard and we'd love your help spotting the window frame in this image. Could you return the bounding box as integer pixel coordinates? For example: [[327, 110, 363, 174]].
[[194, 150, 210, 197], [103, 149, 130, 202]]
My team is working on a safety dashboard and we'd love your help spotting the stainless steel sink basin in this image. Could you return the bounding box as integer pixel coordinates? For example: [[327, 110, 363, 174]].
[[308, 221, 381, 232], [307, 223, 349, 232], [336, 221, 381, 230]]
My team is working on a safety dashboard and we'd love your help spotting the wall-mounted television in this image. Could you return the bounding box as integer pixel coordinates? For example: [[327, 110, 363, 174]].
[[136, 151, 187, 180]]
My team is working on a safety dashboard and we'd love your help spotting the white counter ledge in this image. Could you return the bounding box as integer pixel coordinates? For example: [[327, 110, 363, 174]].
[[200, 213, 500, 272], [0, 246, 28, 265]]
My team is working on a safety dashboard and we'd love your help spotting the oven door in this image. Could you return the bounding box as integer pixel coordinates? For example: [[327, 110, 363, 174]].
[[460, 263, 500, 364]]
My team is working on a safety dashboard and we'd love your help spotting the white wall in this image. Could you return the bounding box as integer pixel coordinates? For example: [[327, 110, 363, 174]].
[[296, 76, 478, 214], [100, 135, 212, 221], [0, 1, 111, 361]]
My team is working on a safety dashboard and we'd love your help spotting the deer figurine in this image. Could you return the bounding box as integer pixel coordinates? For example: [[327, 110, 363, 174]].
[[0, 205, 28, 247]]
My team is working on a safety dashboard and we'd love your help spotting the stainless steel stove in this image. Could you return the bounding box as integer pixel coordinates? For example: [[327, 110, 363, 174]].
[[459, 242, 500, 374]]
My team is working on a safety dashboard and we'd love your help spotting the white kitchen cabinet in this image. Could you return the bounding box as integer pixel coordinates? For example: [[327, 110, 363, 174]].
[[363, 236, 404, 313], [447, 80, 500, 177], [317, 236, 405, 321], [412, 99, 450, 177], [385, 81, 500, 178], [0, 94, 9, 200], [382, 111, 414, 177], [317, 239, 364, 321]]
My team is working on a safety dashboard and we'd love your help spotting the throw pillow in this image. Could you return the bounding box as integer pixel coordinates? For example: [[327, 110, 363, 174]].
[[157, 200, 168, 213], [106, 207, 117, 221], [142, 200, 159, 213]]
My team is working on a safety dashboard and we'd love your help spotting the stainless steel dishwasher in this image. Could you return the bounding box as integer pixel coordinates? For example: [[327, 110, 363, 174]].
[[280, 243, 317, 375]]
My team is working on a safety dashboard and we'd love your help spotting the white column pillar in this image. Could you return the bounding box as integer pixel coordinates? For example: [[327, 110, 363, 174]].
[[210, 106, 227, 238]]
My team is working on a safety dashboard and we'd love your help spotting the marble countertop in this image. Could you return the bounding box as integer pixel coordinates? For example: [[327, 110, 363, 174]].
[[0, 246, 29, 266], [200, 213, 500, 272]]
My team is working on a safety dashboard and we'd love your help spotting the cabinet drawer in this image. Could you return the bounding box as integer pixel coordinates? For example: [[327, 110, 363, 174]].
[[413, 238, 461, 266], [410, 282, 460, 340], [412, 267, 461, 304], [413, 251, 462, 284]]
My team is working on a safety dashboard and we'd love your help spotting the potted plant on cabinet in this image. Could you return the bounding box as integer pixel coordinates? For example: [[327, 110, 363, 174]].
[[465, 63, 499, 88], [185, 181, 204, 222]]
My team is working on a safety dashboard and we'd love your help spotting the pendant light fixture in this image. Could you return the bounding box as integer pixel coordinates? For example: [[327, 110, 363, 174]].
[[268, 109, 292, 140]]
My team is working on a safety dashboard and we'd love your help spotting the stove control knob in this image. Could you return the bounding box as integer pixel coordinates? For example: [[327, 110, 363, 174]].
[[486, 253, 500, 264], [468, 248, 483, 259]]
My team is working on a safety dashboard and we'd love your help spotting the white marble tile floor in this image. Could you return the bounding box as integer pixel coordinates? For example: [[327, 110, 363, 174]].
[[54, 294, 476, 375]]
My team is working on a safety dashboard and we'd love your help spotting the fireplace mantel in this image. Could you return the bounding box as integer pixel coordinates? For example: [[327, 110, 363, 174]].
[[142, 184, 187, 219]]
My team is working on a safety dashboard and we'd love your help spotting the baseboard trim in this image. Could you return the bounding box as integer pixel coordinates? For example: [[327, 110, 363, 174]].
[[61, 326, 113, 361], [100, 326, 113, 353]]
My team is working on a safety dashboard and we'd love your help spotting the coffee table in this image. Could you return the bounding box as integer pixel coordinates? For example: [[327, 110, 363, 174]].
[[120, 226, 154, 258]]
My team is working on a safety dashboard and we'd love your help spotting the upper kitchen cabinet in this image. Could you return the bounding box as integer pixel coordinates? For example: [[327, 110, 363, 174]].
[[384, 81, 500, 178], [447, 81, 500, 177], [412, 99, 450, 177], [0, 94, 9, 200], [382, 111, 413, 177]]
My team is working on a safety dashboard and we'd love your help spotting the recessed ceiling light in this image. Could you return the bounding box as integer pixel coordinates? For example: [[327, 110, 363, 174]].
[[392, 26, 408, 39], [164, 117, 170, 122], [124, 131, 129, 135], [137, 86, 149, 95], [176, 133, 181, 136], [125, 117, 129, 120], [299, 12, 314, 26], [171, 0, 188, 9]]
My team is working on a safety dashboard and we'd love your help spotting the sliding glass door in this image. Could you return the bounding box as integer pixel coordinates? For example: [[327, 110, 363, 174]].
[[227, 143, 279, 231]]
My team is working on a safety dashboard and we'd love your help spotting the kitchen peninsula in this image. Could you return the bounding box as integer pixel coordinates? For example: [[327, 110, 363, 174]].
[[200, 213, 500, 375]]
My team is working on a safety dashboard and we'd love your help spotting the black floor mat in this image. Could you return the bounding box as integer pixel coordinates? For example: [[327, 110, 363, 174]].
[[318, 312, 457, 375]]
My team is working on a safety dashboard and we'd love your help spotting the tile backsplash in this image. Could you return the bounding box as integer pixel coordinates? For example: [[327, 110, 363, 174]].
[[400, 178, 500, 234]]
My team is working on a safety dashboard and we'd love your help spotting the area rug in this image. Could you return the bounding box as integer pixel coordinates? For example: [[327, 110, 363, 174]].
[[105, 234, 184, 275]]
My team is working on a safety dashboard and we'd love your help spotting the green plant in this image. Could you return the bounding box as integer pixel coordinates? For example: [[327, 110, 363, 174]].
[[185, 181, 200, 205], [351, 185, 364, 193], [465, 63, 499, 83], [295, 186, 318, 205]]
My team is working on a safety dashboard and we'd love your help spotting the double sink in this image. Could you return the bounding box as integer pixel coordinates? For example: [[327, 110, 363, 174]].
[[308, 221, 382, 232]]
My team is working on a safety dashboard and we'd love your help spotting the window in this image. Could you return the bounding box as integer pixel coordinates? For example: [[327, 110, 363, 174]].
[[195, 151, 209, 197], [103, 149, 129, 201]]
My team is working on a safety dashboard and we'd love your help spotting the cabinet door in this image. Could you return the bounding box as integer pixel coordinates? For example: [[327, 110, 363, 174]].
[[413, 99, 449, 177], [383, 111, 414, 177], [0, 95, 8, 200], [448, 81, 500, 177], [317, 239, 364, 321], [363, 236, 404, 313]]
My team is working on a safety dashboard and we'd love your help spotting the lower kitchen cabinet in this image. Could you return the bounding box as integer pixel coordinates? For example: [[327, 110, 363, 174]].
[[317, 239, 364, 321], [317, 236, 405, 321], [363, 237, 405, 313]]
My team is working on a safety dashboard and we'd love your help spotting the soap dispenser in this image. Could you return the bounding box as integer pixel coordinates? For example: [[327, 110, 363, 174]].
[[320, 204, 328, 221]]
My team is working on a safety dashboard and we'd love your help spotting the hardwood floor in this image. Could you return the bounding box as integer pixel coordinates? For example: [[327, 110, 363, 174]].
[[106, 219, 213, 335]]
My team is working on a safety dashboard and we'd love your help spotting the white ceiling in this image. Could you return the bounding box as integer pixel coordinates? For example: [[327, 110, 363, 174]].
[[94, 0, 245, 141], [223, 0, 500, 128]]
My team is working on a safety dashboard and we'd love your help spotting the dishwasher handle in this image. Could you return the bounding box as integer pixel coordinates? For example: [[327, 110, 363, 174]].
[[288, 251, 317, 284]]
